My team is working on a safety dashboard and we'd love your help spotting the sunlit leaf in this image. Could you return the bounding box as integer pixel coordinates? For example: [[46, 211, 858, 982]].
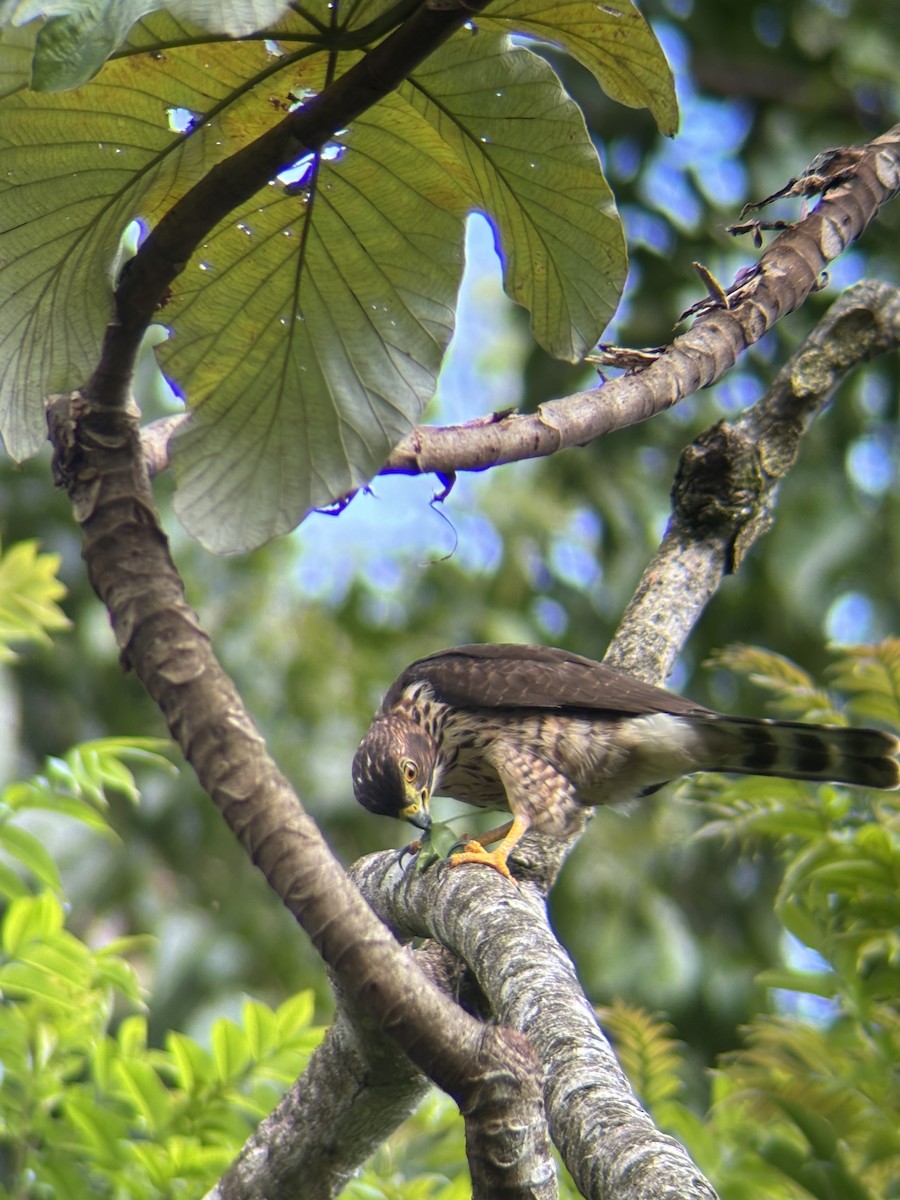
[[828, 639, 900, 729], [0, 784, 115, 832], [170, 32, 623, 549], [0, 824, 63, 892], [708, 644, 842, 722], [0, 858, 30, 899], [211, 1017, 249, 1081], [275, 988, 315, 1038], [92, 953, 144, 1002], [114, 1058, 173, 1132], [167, 81, 465, 551], [0, 11, 272, 457], [0, 540, 69, 658], [409, 35, 625, 361], [485, 0, 678, 134], [0, 959, 86, 1005], [63, 1092, 128, 1165], [165, 0, 292, 38], [1, 1, 296, 91], [0, 16, 37, 97], [1, 890, 64, 953], [117, 1013, 149, 1056], [242, 997, 278, 1060], [32, 2, 155, 91], [167, 1030, 215, 1091]]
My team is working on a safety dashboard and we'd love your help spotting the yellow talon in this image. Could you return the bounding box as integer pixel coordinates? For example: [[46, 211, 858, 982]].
[[450, 839, 515, 881]]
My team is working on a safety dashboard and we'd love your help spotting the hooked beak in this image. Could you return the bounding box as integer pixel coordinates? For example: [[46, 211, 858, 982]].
[[400, 796, 431, 832]]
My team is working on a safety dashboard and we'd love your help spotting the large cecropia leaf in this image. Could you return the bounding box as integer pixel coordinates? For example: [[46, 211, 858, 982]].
[[0, 0, 294, 91], [485, 0, 678, 136], [0, 1, 675, 551]]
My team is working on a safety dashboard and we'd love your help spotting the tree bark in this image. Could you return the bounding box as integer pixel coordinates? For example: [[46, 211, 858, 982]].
[[47, 392, 555, 1200]]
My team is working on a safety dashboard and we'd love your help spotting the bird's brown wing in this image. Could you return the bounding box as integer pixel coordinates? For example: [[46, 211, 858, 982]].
[[385, 643, 711, 718]]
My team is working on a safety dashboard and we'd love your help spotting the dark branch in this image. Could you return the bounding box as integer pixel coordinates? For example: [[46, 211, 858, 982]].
[[89, 0, 495, 407], [47, 391, 554, 1198]]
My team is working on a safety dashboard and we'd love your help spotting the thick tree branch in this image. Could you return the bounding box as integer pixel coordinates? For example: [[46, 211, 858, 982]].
[[141, 124, 900, 485], [606, 279, 900, 682], [352, 853, 719, 1200], [46, 395, 555, 1200]]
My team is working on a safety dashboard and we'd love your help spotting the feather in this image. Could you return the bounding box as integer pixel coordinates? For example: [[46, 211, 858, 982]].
[[385, 643, 710, 718]]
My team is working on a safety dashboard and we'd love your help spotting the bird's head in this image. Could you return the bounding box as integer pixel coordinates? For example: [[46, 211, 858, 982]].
[[352, 714, 437, 832]]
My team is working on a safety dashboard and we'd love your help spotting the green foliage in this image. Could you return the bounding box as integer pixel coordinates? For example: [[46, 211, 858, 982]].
[[596, 998, 685, 1113], [8, 1, 295, 90], [0, 1, 675, 551], [0, 538, 69, 661], [706, 645, 843, 724], [605, 642, 900, 1200], [0, 740, 323, 1199], [0, 738, 176, 897]]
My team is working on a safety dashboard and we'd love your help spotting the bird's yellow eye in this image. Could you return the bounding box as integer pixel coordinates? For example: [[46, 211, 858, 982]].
[[401, 759, 418, 784]]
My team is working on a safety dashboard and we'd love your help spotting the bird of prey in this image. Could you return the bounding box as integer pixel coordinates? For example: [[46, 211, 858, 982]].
[[352, 644, 900, 879]]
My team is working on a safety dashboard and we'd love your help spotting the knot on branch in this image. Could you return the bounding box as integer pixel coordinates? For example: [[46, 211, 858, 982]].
[[47, 390, 89, 491], [672, 421, 769, 571], [46, 390, 150, 515]]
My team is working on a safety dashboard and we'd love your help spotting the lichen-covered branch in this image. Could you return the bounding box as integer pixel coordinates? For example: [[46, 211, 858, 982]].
[[352, 853, 718, 1200], [606, 279, 900, 682]]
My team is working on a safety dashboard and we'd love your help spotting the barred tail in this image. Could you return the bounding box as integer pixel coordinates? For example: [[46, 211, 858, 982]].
[[693, 716, 900, 790]]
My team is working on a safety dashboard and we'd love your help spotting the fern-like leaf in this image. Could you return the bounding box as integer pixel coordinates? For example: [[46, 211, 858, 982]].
[[707, 644, 842, 722], [0, 539, 69, 661], [827, 639, 900, 730], [596, 998, 685, 1112]]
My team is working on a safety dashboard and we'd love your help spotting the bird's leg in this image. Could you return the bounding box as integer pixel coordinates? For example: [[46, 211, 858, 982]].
[[450, 814, 531, 880]]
